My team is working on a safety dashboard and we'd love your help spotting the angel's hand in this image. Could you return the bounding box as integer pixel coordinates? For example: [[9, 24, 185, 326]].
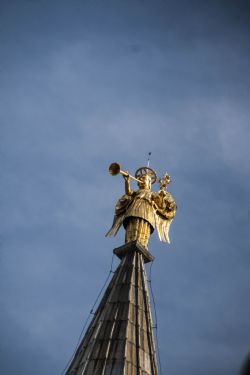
[[122, 172, 130, 182]]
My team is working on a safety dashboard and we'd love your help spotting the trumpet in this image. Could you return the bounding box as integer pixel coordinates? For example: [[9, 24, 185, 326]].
[[109, 162, 141, 183]]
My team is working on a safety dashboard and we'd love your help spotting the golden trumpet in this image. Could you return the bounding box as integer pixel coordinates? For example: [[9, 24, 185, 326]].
[[109, 162, 141, 183]]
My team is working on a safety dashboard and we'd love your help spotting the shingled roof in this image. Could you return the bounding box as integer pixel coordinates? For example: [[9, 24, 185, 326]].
[[66, 241, 158, 375]]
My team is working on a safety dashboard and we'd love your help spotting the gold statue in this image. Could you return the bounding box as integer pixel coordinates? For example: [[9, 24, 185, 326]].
[[106, 163, 176, 248]]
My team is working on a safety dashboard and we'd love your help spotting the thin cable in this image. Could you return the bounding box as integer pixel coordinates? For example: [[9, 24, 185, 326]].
[[59, 253, 115, 375], [90, 253, 115, 314], [148, 260, 163, 375]]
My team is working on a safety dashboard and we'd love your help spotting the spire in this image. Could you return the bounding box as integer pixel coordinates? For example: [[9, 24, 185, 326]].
[[63, 161, 176, 374], [65, 241, 158, 375]]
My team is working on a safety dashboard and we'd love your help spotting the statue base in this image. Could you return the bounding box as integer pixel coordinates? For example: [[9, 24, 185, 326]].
[[113, 240, 154, 263]]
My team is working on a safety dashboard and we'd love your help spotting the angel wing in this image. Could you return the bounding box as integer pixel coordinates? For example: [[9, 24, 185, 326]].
[[105, 213, 124, 237], [105, 194, 133, 237], [155, 216, 173, 243]]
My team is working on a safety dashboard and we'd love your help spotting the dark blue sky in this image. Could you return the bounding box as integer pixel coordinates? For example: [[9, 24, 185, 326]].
[[1, 1, 250, 374]]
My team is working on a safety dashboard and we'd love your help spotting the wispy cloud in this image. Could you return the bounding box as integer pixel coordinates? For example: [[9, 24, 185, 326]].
[[1, 1, 250, 374]]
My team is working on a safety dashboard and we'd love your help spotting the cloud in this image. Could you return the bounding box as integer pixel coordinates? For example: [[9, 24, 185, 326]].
[[1, 1, 250, 374]]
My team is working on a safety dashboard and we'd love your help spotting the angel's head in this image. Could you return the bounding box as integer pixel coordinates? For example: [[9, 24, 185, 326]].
[[137, 174, 152, 190]]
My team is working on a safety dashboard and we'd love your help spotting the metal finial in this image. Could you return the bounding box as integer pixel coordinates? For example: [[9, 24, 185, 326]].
[[147, 152, 152, 167]]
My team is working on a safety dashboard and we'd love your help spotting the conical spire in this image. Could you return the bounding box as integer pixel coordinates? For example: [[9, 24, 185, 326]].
[[66, 241, 158, 375]]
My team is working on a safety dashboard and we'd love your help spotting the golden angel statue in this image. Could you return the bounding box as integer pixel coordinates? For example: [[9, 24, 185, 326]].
[[106, 163, 176, 248]]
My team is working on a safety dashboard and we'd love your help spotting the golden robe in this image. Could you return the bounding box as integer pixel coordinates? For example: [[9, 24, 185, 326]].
[[106, 188, 176, 245]]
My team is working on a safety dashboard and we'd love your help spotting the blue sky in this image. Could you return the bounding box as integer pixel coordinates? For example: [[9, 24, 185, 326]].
[[1, 0, 250, 374]]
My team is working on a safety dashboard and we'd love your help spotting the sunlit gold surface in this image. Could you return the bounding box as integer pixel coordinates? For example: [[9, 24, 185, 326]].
[[135, 166, 157, 184], [109, 162, 141, 183], [106, 162, 176, 247], [125, 217, 151, 247]]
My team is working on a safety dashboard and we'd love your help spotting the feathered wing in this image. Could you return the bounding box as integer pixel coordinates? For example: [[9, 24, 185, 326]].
[[153, 190, 176, 244], [105, 214, 124, 237], [105, 194, 133, 237], [156, 216, 173, 243]]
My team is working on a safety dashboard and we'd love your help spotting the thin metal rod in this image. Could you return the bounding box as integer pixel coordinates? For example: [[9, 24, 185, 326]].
[[119, 170, 141, 183]]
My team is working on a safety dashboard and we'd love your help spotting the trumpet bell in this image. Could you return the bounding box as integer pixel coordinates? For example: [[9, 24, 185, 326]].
[[109, 162, 121, 176]]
